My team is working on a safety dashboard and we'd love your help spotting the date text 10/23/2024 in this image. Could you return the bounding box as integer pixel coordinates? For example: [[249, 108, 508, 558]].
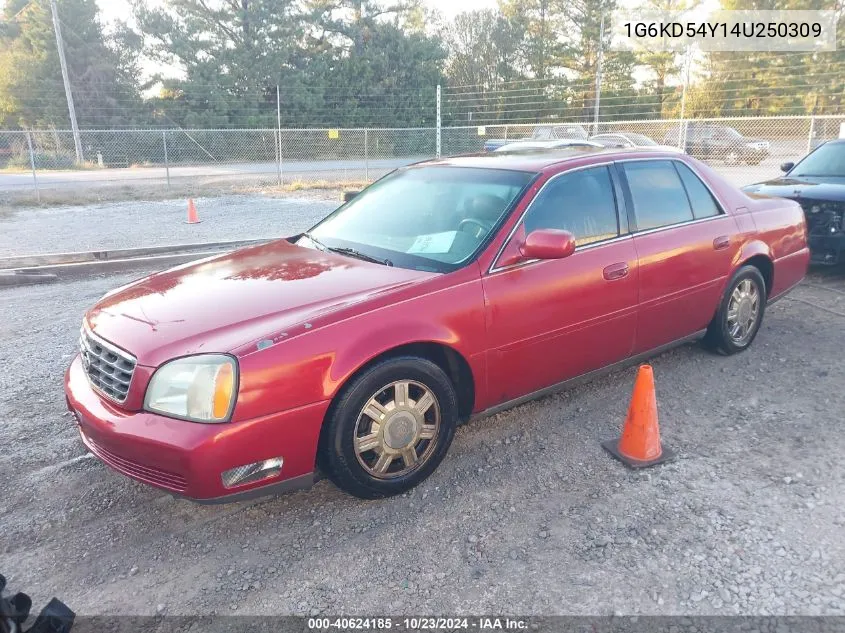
[[306, 617, 529, 630]]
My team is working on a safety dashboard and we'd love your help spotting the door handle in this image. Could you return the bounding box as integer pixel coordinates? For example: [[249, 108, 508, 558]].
[[713, 235, 731, 250], [603, 262, 629, 281]]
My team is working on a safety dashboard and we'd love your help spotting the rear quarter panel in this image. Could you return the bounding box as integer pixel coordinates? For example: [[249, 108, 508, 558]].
[[744, 194, 809, 299], [684, 157, 808, 301]]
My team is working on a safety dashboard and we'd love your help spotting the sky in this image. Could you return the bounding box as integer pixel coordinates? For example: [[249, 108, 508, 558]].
[[95, 0, 499, 24]]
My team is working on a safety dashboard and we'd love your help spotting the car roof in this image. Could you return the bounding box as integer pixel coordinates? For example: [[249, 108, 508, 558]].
[[411, 146, 687, 173]]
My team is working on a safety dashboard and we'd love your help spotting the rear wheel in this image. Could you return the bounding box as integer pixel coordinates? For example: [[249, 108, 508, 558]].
[[704, 265, 767, 355], [319, 356, 458, 499]]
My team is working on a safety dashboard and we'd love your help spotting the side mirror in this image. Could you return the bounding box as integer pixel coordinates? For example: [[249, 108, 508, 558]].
[[342, 190, 361, 203], [519, 229, 576, 260], [780, 162, 794, 173]]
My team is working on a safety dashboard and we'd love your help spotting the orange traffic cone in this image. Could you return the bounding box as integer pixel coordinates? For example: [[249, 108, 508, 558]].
[[602, 364, 674, 468], [185, 199, 201, 224]]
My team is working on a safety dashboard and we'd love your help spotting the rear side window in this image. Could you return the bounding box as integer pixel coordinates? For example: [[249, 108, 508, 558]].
[[622, 161, 693, 230], [675, 162, 722, 219], [523, 166, 619, 246]]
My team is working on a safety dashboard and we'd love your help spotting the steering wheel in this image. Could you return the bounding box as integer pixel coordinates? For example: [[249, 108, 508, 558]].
[[458, 218, 490, 239]]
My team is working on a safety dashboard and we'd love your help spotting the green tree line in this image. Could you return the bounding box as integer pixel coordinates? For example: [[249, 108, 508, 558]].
[[0, 0, 843, 130]]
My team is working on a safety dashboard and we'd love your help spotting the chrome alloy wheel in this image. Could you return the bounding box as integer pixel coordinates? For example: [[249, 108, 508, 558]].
[[727, 278, 760, 346], [353, 380, 441, 479]]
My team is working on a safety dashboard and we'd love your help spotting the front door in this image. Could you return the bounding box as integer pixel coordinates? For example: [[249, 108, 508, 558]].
[[482, 165, 639, 406]]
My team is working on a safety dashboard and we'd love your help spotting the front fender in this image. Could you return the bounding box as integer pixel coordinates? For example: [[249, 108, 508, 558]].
[[232, 270, 487, 422]]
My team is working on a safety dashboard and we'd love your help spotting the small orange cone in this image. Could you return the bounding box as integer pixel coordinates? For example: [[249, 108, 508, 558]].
[[185, 199, 201, 224], [602, 364, 675, 468]]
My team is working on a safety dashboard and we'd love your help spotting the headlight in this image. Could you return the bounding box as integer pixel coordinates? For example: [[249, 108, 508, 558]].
[[144, 355, 237, 423]]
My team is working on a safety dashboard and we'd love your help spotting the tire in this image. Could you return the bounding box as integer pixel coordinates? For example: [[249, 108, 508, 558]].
[[703, 265, 767, 355], [319, 356, 458, 499]]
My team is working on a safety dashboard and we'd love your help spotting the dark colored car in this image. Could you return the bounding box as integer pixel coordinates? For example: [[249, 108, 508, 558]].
[[664, 124, 770, 165], [484, 124, 589, 151], [66, 148, 808, 503], [743, 140, 845, 265]]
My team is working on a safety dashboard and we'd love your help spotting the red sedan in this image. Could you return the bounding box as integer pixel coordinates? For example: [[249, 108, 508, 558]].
[[65, 148, 809, 502]]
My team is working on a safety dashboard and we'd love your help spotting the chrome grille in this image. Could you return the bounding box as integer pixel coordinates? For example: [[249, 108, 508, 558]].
[[79, 327, 136, 403]]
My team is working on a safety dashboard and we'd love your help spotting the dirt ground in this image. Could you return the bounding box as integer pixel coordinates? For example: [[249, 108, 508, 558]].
[[1, 266, 844, 617]]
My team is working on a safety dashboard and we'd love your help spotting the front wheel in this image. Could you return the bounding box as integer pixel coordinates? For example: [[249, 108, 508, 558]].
[[704, 265, 767, 355], [319, 356, 458, 499]]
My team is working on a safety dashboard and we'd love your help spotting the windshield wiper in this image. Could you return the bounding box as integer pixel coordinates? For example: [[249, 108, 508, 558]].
[[303, 232, 329, 251], [303, 232, 393, 266], [327, 246, 393, 267]]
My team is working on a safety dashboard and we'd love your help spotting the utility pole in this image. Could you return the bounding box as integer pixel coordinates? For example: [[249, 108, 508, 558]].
[[50, 0, 83, 163], [276, 85, 283, 185], [677, 47, 692, 149], [436, 84, 441, 158], [593, 14, 605, 134]]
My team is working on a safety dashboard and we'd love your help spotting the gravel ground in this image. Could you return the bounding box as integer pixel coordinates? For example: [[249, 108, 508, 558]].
[[1, 265, 844, 617], [0, 194, 338, 256]]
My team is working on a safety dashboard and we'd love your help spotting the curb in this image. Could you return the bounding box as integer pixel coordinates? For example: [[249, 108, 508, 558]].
[[0, 238, 272, 269], [0, 238, 277, 288], [0, 271, 60, 287]]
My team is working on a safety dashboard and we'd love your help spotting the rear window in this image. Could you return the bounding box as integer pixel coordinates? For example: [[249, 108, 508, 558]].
[[675, 162, 722, 219]]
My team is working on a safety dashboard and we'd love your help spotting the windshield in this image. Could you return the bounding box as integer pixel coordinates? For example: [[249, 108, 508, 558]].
[[624, 133, 658, 146], [720, 127, 744, 139], [299, 166, 534, 272], [790, 143, 845, 177]]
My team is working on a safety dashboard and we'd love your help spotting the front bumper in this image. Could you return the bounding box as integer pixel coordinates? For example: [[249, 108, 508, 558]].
[[65, 354, 330, 502], [808, 233, 845, 265]]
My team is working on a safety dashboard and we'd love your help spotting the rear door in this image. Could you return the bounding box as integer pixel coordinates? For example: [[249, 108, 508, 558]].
[[618, 159, 740, 353], [482, 164, 639, 405]]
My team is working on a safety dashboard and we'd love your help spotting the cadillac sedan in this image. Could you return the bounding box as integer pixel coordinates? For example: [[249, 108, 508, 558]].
[[65, 148, 809, 502]]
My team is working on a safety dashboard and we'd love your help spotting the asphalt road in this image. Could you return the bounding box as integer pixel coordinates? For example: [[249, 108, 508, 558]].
[[1, 267, 844, 617], [0, 158, 421, 190], [0, 153, 793, 193]]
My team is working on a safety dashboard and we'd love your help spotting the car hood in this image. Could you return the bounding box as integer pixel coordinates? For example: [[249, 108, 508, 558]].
[[86, 239, 435, 366], [742, 176, 845, 201]]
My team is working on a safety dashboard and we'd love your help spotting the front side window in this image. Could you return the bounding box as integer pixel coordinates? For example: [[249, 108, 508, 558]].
[[300, 166, 534, 272], [623, 160, 694, 230], [523, 166, 620, 246]]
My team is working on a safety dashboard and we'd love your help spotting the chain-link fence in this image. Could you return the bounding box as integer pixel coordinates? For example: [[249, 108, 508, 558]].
[[1, 115, 843, 203]]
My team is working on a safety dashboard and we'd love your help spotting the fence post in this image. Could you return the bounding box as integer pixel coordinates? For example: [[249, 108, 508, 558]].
[[436, 84, 441, 158], [26, 131, 40, 203], [162, 130, 171, 188], [276, 86, 283, 186], [364, 128, 369, 181], [807, 116, 816, 154]]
